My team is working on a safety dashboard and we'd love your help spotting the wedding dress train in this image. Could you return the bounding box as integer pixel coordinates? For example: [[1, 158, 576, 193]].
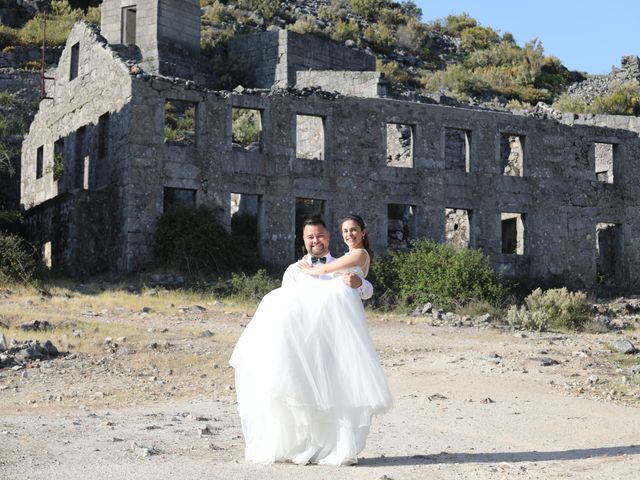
[[229, 268, 392, 465]]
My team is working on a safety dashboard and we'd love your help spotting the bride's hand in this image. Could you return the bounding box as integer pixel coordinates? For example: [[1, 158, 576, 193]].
[[298, 259, 315, 275]]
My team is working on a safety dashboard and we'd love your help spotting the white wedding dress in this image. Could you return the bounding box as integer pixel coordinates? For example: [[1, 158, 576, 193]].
[[229, 266, 393, 465]]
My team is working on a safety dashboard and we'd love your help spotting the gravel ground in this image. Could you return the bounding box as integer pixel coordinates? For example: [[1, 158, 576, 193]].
[[1, 289, 640, 479]]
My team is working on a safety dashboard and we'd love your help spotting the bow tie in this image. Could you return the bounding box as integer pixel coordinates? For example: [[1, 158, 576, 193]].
[[310, 256, 327, 264]]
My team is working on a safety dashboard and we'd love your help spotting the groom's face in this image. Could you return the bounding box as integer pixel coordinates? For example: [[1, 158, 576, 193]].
[[303, 224, 330, 257]]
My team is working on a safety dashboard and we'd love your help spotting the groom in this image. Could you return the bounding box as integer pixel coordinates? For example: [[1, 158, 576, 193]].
[[282, 215, 373, 299]]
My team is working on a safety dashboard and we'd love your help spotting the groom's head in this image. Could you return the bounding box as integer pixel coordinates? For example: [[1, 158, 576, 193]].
[[302, 215, 330, 257]]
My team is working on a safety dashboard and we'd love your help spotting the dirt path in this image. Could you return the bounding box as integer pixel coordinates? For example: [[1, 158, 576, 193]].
[[1, 292, 640, 479]]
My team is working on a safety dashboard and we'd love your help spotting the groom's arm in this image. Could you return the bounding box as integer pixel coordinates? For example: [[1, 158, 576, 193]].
[[342, 273, 374, 300]]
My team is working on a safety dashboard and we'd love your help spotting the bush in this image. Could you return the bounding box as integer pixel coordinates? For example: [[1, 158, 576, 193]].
[[289, 17, 322, 36], [506, 287, 591, 331], [363, 23, 395, 54], [553, 93, 591, 114], [331, 20, 360, 43], [377, 58, 411, 88], [153, 205, 258, 276], [0, 209, 24, 235], [371, 240, 506, 310], [459, 25, 500, 52], [232, 108, 261, 147], [230, 269, 281, 301], [592, 82, 640, 116], [0, 233, 38, 284], [348, 0, 392, 21]]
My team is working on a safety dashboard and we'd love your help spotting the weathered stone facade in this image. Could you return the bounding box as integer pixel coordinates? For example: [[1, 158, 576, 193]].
[[228, 30, 376, 89], [18, 2, 640, 291]]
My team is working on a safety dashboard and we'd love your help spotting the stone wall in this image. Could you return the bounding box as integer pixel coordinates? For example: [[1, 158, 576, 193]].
[[21, 22, 133, 272], [228, 30, 376, 89], [99, 80, 640, 290], [296, 70, 386, 98], [20, 23, 640, 292], [100, 0, 200, 78]]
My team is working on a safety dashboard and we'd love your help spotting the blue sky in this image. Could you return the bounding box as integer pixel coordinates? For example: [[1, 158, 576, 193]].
[[414, 0, 640, 75]]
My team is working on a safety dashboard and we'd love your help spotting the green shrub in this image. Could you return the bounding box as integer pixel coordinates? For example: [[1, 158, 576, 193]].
[[553, 93, 591, 114], [0, 233, 38, 284], [371, 240, 506, 310], [289, 17, 322, 36], [0, 209, 23, 234], [164, 101, 196, 144], [318, 1, 347, 23], [363, 23, 395, 54], [153, 205, 258, 276], [443, 13, 477, 35], [459, 25, 500, 52], [52, 152, 64, 181], [232, 108, 261, 148], [395, 18, 429, 54], [0, 25, 18, 49], [377, 59, 411, 88], [348, 0, 392, 21], [203, 0, 229, 25], [236, 0, 280, 21], [230, 269, 280, 301], [331, 20, 360, 43], [507, 287, 592, 331], [592, 82, 640, 115]]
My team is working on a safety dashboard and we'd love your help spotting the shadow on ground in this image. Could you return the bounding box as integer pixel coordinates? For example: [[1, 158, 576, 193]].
[[360, 445, 640, 466]]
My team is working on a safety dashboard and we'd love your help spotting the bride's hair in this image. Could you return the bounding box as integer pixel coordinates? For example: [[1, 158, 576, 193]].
[[340, 214, 374, 262]]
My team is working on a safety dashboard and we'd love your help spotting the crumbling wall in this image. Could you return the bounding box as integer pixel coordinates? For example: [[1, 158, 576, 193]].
[[110, 81, 640, 291], [100, 0, 201, 78], [19, 24, 640, 291], [228, 30, 376, 89], [20, 22, 133, 272], [296, 71, 386, 98]]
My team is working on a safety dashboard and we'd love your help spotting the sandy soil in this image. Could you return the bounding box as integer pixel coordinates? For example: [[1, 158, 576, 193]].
[[1, 289, 639, 479]]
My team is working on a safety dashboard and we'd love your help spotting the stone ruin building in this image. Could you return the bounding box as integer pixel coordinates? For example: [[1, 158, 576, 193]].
[[18, 0, 640, 291]]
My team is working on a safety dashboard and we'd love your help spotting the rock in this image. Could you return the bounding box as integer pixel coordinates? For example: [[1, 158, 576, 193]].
[[421, 303, 433, 315], [611, 338, 637, 354], [0, 333, 7, 352], [19, 320, 52, 331], [130, 441, 160, 457], [537, 357, 560, 367], [432, 309, 443, 320], [427, 393, 447, 402], [474, 313, 492, 323], [628, 365, 640, 375]]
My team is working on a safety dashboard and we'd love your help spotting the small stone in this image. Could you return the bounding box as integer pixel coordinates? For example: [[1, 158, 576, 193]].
[[474, 313, 492, 323], [421, 303, 433, 315], [611, 338, 637, 354], [131, 441, 160, 457]]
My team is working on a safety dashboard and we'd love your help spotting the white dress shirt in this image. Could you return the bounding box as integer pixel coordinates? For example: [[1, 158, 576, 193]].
[[281, 253, 374, 300]]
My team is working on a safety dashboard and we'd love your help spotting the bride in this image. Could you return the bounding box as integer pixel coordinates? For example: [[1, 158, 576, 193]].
[[229, 214, 392, 466]]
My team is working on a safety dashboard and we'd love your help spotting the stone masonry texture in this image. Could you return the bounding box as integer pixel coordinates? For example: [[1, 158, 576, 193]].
[[18, 4, 640, 291]]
